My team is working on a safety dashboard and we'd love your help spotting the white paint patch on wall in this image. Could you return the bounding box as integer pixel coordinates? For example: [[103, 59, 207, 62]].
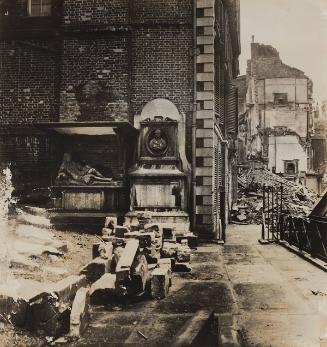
[[268, 135, 308, 173], [265, 110, 307, 138], [262, 78, 308, 104]]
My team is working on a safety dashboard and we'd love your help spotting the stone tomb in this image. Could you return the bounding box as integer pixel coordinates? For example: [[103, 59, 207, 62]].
[[35, 121, 137, 221]]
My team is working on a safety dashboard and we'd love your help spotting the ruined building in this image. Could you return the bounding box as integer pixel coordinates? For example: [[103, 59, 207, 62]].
[[237, 42, 314, 183], [0, 0, 240, 239]]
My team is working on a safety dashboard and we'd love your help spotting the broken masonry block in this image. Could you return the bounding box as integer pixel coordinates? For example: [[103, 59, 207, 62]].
[[151, 267, 170, 300], [176, 243, 191, 263], [27, 275, 87, 333], [162, 227, 176, 240], [130, 224, 141, 232], [161, 241, 178, 258], [79, 258, 111, 283], [25, 292, 57, 331], [115, 240, 139, 286], [157, 258, 172, 286], [174, 262, 192, 273], [116, 239, 139, 273], [113, 246, 125, 269], [112, 237, 126, 248], [98, 242, 113, 260], [114, 226, 130, 238], [90, 273, 117, 304], [0, 295, 29, 327], [144, 223, 159, 231], [130, 254, 149, 295], [158, 257, 173, 268], [104, 216, 117, 229], [53, 275, 87, 304], [41, 307, 71, 338], [144, 224, 163, 239], [70, 287, 90, 338], [176, 234, 198, 249], [101, 227, 114, 240], [0, 279, 54, 328], [124, 231, 153, 248], [92, 243, 101, 259]]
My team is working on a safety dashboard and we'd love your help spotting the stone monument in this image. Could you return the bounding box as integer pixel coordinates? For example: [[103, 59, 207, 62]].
[[126, 99, 191, 235]]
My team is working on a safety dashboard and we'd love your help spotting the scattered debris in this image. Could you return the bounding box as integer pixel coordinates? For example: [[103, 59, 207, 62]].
[[311, 290, 327, 296], [231, 168, 318, 224], [137, 330, 148, 340]]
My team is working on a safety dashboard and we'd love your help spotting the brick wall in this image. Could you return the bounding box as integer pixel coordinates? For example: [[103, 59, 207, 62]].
[[130, 27, 193, 158], [0, 40, 58, 124], [131, 0, 192, 24], [0, 131, 53, 192], [0, 38, 59, 192], [60, 34, 130, 121], [62, 0, 129, 26]]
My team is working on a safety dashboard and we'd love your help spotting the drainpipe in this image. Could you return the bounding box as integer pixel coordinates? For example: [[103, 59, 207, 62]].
[[191, 0, 197, 232]]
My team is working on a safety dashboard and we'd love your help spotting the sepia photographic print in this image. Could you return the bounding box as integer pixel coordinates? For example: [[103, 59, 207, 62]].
[[0, 0, 327, 346]]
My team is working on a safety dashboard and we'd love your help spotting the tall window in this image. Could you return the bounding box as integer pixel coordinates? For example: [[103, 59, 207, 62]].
[[28, 0, 52, 17]]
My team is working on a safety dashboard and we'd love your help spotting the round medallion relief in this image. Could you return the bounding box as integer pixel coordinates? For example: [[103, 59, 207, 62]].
[[146, 128, 168, 156]]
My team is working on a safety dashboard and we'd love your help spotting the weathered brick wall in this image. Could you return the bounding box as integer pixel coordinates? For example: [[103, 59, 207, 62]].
[[0, 39, 59, 192], [0, 132, 53, 192], [62, 0, 129, 26], [0, 0, 195, 195], [60, 35, 130, 122], [131, 0, 192, 24], [130, 27, 193, 158], [0, 40, 58, 124]]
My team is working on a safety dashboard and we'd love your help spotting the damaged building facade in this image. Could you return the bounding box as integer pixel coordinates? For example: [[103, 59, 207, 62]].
[[237, 42, 314, 183], [0, 0, 240, 239]]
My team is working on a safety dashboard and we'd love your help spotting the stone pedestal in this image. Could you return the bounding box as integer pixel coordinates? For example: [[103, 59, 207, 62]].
[[128, 116, 190, 235]]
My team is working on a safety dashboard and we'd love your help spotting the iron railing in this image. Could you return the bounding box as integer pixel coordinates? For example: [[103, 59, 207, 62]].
[[261, 185, 327, 262]]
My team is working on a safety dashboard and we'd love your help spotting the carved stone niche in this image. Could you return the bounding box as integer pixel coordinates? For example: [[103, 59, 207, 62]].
[[139, 118, 178, 164], [126, 99, 190, 233], [130, 117, 186, 211]]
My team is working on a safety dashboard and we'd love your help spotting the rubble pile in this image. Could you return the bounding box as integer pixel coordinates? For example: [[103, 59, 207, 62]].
[[97, 213, 198, 297], [231, 168, 318, 224], [0, 212, 198, 343]]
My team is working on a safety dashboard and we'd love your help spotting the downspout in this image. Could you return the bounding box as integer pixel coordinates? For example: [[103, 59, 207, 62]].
[[191, 0, 197, 232], [274, 133, 277, 172]]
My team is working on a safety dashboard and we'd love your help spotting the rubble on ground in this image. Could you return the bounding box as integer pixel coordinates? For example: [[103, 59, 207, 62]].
[[0, 211, 198, 342], [231, 168, 319, 224]]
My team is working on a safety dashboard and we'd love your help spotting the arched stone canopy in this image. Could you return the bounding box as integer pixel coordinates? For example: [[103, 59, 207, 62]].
[[134, 98, 191, 208], [137, 98, 181, 126]]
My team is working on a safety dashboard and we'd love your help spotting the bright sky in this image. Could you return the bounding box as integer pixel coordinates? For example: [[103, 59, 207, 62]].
[[239, 0, 327, 104]]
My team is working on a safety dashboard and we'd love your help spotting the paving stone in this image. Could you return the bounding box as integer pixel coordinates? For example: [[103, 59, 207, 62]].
[[172, 310, 216, 347]]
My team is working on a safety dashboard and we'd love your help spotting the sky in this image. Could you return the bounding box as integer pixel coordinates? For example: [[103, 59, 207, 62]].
[[239, 0, 327, 104]]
